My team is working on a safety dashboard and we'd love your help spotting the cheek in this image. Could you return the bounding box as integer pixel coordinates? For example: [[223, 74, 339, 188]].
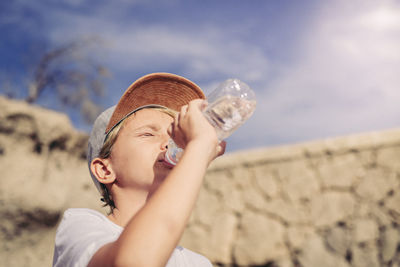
[[110, 143, 158, 180]]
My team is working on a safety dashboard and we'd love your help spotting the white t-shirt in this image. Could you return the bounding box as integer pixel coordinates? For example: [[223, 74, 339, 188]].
[[52, 208, 212, 267]]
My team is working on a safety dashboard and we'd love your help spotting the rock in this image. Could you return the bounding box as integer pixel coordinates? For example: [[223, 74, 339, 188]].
[[377, 146, 400, 173], [233, 211, 287, 266], [357, 149, 377, 168], [385, 191, 400, 217], [0, 96, 104, 267], [381, 225, 400, 263], [368, 201, 397, 226], [204, 170, 233, 195], [243, 184, 269, 211], [231, 165, 255, 190], [287, 226, 315, 250], [264, 198, 310, 225], [180, 224, 210, 257], [317, 153, 364, 188], [205, 170, 245, 213], [183, 204, 239, 264], [355, 168, 398, 202], [208, 212, 238, 263], [276, 160, 320, 202], [311, 192, 355, 227], [252, 165, 280, 198], [297, 235, 350, 267], [354, 219, 378, 243], [325, 225, 351, 257], [274, 257, 294, 267], [352, 243, 380, 267], [192, 188, 222, 226]]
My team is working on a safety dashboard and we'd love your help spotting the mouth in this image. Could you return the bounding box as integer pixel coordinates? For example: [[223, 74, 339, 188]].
[[157, 157, 174, 169]]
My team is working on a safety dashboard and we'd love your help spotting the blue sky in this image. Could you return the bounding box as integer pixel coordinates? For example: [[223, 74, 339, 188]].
[[1, 0, 399, 152]]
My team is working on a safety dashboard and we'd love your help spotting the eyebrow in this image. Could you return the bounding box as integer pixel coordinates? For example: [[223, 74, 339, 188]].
[[133, 124, 162, 132]]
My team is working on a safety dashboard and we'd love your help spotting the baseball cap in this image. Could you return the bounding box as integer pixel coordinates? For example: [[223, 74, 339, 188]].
[[87, 73, 205, 194]]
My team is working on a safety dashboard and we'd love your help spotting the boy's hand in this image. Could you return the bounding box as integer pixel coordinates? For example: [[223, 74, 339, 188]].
[[168, 99, 226, 162]]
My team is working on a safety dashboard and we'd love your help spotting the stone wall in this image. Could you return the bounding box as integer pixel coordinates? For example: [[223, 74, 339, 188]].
[[182, 129, 400, 267], [0, 96, 105, 267], [1, 96, 399, 267]]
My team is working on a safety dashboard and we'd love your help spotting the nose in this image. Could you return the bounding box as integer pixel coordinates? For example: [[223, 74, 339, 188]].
[[161, 136, 169, 151]]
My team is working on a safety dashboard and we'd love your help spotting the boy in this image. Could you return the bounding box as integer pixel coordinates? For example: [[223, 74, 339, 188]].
[[52, 73, 226, 267]]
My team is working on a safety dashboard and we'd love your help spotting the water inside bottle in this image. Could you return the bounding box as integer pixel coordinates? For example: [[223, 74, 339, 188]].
[[203, 95, 256, 140]]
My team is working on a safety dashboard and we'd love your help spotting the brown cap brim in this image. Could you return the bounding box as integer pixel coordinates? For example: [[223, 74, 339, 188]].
[[105, 73, 205, 133]]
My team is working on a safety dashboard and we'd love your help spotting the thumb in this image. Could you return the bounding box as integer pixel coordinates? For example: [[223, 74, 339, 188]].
[[215, 141, 227, 157]]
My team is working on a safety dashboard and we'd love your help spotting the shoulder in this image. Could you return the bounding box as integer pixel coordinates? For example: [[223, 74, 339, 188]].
[[55, 208, 123, 243], [63, 208, 105, 219], [62, 208, 107, 220], [53, 208, 122, 267], [59, 208, 121, 230]]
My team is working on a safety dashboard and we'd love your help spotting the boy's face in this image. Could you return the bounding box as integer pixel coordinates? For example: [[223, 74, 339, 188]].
[[108, 108, 174, 196]]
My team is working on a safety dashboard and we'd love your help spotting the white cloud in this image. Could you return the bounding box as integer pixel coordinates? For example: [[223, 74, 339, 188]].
[[95, 26, 270, 84], [45, 11, 271, 87], [242, 0, 400, 148], [358, 5, 400, 31]]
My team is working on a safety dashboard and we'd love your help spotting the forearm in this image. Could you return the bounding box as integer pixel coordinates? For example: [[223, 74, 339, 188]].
[[112, 141, 212, 266]]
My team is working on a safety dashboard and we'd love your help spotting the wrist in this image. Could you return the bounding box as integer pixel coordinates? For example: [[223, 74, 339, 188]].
[[184, 139, 216, 164]]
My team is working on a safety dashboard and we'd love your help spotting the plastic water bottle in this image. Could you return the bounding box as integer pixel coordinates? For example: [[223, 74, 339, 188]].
[[164, 78, 256, 166]]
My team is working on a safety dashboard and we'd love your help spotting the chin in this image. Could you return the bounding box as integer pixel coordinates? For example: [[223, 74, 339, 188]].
[[154, 169, 169, 181], [155, 172, 169, 181]]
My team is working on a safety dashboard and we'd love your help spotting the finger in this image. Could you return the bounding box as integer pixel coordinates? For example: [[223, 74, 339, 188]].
[[216, 141, 227, 157], [180, 104, 188, 116], [179, 106, 188, 132], [167, 123, 173, 137], [173, 110, 186, 147], [173, 112, 179, 136], [187, 99, 204, 111], [200, 100, 208, 111]]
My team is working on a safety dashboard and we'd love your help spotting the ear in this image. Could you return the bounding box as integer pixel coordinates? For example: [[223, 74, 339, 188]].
[[90, 158, 116, 185]]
